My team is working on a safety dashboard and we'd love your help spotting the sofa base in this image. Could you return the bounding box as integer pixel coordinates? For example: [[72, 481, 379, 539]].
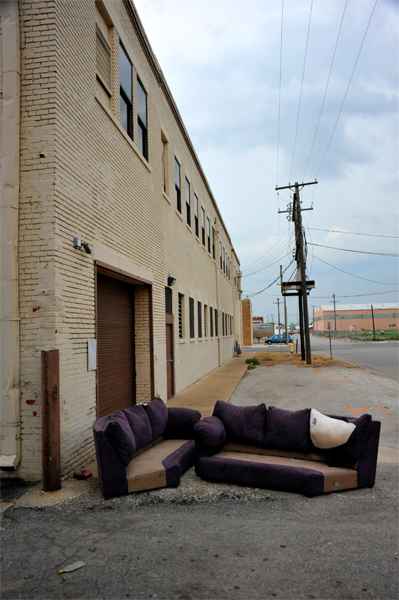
[[196, 450, 358, 497]]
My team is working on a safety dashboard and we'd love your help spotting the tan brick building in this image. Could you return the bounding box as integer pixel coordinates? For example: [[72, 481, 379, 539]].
[[314, 304, 399, 332], [0, 0, 242, 479]]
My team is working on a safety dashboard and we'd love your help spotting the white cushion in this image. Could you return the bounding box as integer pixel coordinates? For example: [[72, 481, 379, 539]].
[[309, 409, 356, 449]]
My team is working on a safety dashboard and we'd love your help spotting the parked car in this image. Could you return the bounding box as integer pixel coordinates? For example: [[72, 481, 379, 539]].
[[265, 334, 293, 344]]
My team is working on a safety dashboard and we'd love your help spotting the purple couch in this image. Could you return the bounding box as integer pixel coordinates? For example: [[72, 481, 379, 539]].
[[194, 401, 380, 497], [93, 398, 201, 498]]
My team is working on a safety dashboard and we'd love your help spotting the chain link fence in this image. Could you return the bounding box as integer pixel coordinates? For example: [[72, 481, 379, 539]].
[[312, 330, 399, 342]]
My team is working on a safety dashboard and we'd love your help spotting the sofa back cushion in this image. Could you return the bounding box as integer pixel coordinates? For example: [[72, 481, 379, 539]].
[[165, 407, 201, 439], [213, 401, 267, 446], [104, 410, 136, 466], [143, 397, 168, 440], [264, 406, 311, 453], [123, 405, 152, 451]]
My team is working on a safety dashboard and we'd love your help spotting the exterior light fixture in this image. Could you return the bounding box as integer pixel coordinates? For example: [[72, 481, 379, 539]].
[[167, 275, 176, 287], [73, 237, 92, 254]]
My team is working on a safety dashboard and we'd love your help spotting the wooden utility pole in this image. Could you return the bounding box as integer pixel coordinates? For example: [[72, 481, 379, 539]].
[[276, 180, 317, 364], [329, 293, 340, 331], [280, 265, 288, 345], [371, 304, 376, 341], [273, 298, 281, 334]]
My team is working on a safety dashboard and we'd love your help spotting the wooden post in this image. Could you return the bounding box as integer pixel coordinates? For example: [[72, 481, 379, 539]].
[[42, 350, 61, 491]]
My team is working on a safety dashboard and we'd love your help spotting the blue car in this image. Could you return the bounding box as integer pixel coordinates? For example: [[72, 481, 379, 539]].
[[266, 334, 293, 344]]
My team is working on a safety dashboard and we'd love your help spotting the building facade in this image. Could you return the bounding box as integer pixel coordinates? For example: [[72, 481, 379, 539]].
[[313, 304, 399, 332], [0, 0, 242, 479]]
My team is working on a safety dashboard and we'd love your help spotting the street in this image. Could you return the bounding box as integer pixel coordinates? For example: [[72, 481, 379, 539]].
[[246, 336, 399, 381]]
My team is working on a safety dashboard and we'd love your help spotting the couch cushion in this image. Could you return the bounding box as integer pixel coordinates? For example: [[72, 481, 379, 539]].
[[325, 414, 372, 467], [310, 409, 355, 449], [104, 411, 136, 466], [123, 405, 153, 450], [264, 406, 311, 453], [165, 407, 201, 439], [194, 416, 227, 448], [213, 401, 267, 446], [143, 397, 168, 440]]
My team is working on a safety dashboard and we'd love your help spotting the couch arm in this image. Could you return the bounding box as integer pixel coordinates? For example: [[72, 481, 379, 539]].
[[357, 420, 381, 488], [194, 416, 227, 457], [93, 421, 128, 498], [164, 407, 201, 440]]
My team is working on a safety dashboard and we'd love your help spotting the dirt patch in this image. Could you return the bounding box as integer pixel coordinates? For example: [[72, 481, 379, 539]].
[[251, 352, 357, 369]]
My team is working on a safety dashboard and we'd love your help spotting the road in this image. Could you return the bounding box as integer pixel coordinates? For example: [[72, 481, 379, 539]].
[[245, 336, 399, 380]]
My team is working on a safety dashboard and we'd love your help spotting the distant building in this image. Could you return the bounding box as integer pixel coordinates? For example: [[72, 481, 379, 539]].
[[253, 316, 263, 323], [313, 304, 399, 332]]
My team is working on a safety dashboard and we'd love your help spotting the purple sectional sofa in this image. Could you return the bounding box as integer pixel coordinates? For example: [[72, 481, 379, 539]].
[[194, 401, 380, 497], [93, 398, 201, 498]]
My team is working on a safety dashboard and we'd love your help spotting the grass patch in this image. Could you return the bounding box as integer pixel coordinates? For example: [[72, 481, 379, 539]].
[[254, 352, 356, 369], [245, 357, 260, 366]]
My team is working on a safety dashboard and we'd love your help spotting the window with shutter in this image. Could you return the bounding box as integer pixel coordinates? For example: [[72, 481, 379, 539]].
[[96, 24, 112, 95]]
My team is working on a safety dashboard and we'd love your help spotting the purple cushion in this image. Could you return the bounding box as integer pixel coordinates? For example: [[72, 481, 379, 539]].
[[263, 406, 311, 453], [213, 401, 267, 446], [104, 411, 136, 466], [194, 416, 226, 448], [143, 397, 168, 440], [165, 407, 201, 439], [325, 414, 372, 466], [123, 405, 152, 450]]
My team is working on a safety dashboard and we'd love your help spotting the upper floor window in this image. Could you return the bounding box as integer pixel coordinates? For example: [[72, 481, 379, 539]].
[[161, 134, 168, 194], [137, 78, 148, 160], [219, 241, 222, 270], [189, 297, 195, 338], [175, 158, 181, 212], [96, 24, 112, 95], [212, 227, 215, 259], [119, 43, 133, 139], [198, 301, 202, 338], [194, 195, 199, 237], [207, 218, 211, 253], [185, 178, 191, 227], [201, 208, 206, 246], [222, 247, 225, 274]]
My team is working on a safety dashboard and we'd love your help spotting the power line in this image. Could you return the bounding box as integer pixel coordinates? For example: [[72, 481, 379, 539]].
[[316, 0, 378, 178], [276, 0, 284, 187], [242, 233, 292, 275], [302, 0, 348, 181], [289, 0, 314, 182], [309, 227, 399, 239], [308, 242, 398, 257], [245, 260, 294, 298], [243, 250, 293, 279], [311, 289, 399, 299], [309, 252, 398, 285]]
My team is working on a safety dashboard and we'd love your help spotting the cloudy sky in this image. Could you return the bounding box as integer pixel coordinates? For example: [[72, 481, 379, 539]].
[[134, 0, 398, 324]]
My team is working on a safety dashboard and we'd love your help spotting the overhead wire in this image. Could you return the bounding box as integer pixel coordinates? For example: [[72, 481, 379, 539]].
[[244, 260, 294, 298], [289, 0, 314, 183], [302, 0, 348, 181], [242, 233, 291, 275], [315, 0, 379, 178], [309, 252, 398, 285], [311, 289, 399, 299], [276, 0, 284, 190], [308, 242, 398, 257], [308, 227, 399, 239]]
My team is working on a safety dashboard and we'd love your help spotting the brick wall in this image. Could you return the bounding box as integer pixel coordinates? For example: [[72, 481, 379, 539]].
[[242, 299, 253, 346]]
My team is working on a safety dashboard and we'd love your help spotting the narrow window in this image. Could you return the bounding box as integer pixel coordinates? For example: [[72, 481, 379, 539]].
[[223, 247, 225, 274], [227, 256, 230, 280], [234, 266, 237, 287], [165, 287, 172, 315], [189, 297, 195, 338], [198, 301, 202, 338], [194, 195, 199, 237], [119, 43, 133, 138], [201, 208, 206, 246], [204, 304, 207, 337], [212, 227, 215, 259], [230, 315, 233, 336], [185, 178, 191, 226], [215, 309, 218, 336], [137, 78, 148, 160], [219, 242, 222, 270], [96, 24, 112, 95], [207, 218, 211, 253], [162, 135, 168, 194], [222, 312, 225, 336], [175, 158, 181, 213], [178, 294, 184, 339], [210, 307, 214, 337]]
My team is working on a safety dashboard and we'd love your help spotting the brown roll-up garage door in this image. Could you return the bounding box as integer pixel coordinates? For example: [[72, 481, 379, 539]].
[[97, 272, 135, 417]]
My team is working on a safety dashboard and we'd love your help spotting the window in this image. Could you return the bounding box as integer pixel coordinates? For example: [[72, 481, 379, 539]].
[[230, 315, 233, 336], [185, 178, 191, 226], [207, 219, 211, 253], [96, 24, 112, 94], [219, 242, 222, 270], [194, 195, 199, 237], [137, 78, 148, 160], [201, 208, 205, 246], [161, 134, 168, 194], [234, 266, 237, 286], [178, 294, 184, 338], [204, 304, 207, 337], [210, 307, 214, 337], [227, 256, 230, 280], [119, 43, 133, 139], [222, 312, 225, 336], [165, 287, 172, 314], [197, 301, 202, 338], [223, 247, 225, 274], [215, 309, 218, 336], [212, 227, 215, 259], [175, 158, 181, 213], [189, 297, 195, 338]]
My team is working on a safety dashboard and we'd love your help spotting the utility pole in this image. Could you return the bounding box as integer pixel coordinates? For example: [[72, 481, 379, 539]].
[[280, 265, 288, 345], [329, 293, 340, 331], [276, 180, 317, 364], [371, 304, 376, 341], [273, 299, 281, 335]]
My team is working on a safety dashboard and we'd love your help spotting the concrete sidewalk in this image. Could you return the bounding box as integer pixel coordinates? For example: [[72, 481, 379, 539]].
[[167, 354, 248, 416]]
